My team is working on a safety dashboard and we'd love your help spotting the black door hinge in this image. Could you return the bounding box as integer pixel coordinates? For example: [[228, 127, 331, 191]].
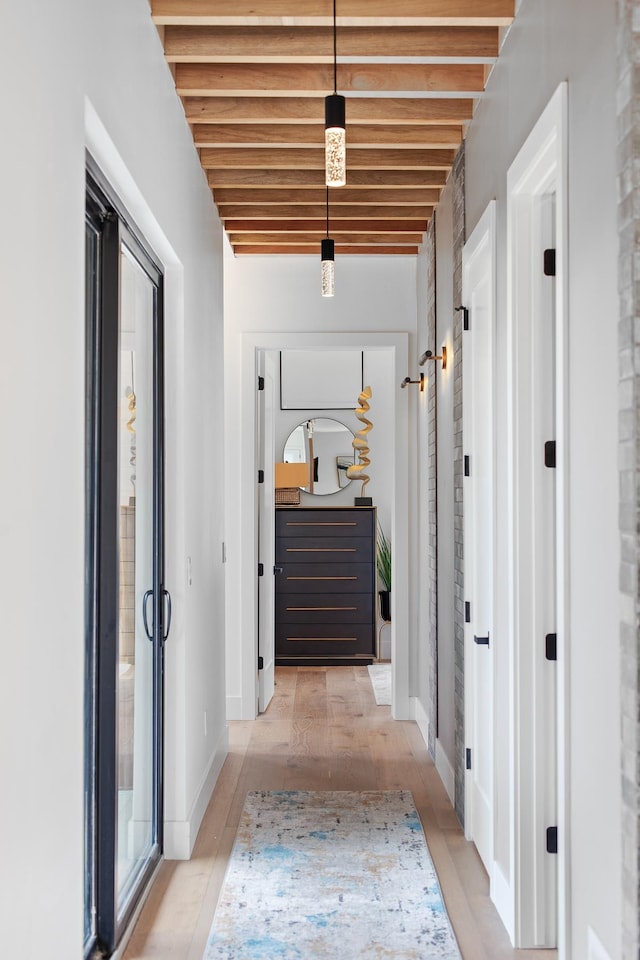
[[258, 469, 265, 484], [465, 601, 471, 623], [258, 376, 265, 391], [545, 633, 557, 661], [456, 305, 470, 331], [258, 656, 264, 670], [258, 563, 264, 577], [466, 748, 472, 770], [473, 633, 490, 647], [543, 249, 556, 277], [546, 826, 558, 854], [464, 455, 470, 477], [544, 441, 556, 468]]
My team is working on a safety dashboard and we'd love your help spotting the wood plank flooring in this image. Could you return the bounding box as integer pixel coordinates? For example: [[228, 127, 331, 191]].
[[122, 666, 556, 960]]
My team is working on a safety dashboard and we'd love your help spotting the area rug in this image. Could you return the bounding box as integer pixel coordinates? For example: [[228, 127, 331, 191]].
[[367, 663, 391, 705], [204, 790, 461, 959]]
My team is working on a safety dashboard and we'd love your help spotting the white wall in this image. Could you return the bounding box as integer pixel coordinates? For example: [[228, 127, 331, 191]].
[[0, 1, 226, 955], [464, 0, 620, 956], [223, 247, 418, 719]]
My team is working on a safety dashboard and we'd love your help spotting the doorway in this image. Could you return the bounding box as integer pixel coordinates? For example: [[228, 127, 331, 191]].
[[233, 332, 411, 722], [85, 168, 169, 957], [506, 83, 568, 950]]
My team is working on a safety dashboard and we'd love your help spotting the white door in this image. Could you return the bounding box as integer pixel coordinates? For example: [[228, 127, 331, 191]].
[[257, 351, 277, 712], [462, 200, 496, 877]]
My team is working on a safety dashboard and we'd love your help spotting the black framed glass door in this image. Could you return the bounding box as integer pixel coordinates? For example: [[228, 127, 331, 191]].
[[85, 167, 168, 958]]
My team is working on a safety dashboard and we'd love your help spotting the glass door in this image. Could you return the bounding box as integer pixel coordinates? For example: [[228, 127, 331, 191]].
[[85, 169, 168, 958]]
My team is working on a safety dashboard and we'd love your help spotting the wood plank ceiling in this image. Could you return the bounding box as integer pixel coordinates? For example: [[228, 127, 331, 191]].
[[151, 1, 514, 256]]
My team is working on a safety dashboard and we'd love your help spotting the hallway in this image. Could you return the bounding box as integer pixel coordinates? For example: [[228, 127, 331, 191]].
[[123, 667, 556, 960]]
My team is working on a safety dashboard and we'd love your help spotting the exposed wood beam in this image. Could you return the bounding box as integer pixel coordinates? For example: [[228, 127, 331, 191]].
[[163, 25, 499, 61], [230, 232, 424, 244], [193, 123, 462, 148], [200, 147, 455, 169], [184, 96, 475, 125], [207, 168, 448, 187], [152, 0, 515, 28], [212, 187, 442, 205], [175, 62, 486, 96], [217, 204, 434, 219], [232, 244, 420, 255], [225, 219, 429, 232]]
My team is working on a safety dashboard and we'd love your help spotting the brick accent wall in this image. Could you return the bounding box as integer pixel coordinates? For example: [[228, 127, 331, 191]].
[[617, 3, 640, 956], [452, 143, 466, 825], [424, 216, 438, 759]]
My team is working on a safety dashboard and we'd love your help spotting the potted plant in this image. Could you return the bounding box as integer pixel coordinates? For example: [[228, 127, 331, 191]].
[[377, 524, 391, 622]]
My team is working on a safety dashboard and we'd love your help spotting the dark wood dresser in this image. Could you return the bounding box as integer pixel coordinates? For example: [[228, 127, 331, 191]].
[[275, 506, 376, 666]]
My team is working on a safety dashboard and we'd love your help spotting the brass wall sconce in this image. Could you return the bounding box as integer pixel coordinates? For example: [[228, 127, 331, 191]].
[[400, 373, 425, 391], [419, 346, 447, 370]]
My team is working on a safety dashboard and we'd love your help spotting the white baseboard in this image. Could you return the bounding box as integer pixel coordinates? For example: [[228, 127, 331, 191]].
[[226, 695, 243, 721], [164, 724, 228, 859], [435, 739, 455, 806], [411, 695, 430, 750], [491, 861, 515, 945], [587, 927, 612, 960]]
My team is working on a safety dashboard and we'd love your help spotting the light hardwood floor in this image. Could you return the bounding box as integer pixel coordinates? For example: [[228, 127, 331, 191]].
[[123, 666, 556, 960]]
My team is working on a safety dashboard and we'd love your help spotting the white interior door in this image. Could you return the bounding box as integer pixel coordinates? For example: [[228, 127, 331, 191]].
[[257, 351, 277, 712], [462, 200, 496, 878]]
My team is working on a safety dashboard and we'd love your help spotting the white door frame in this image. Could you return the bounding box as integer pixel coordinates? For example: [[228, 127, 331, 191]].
[[257, 351, 277, 713], [462, 199, 497, 883], [506, 82, 569, 953], [239, 331, 411, 720]]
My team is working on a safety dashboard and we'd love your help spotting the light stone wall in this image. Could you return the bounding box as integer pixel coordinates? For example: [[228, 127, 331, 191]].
[[424, 217, 438, 759], [452, 144, 466, 824]]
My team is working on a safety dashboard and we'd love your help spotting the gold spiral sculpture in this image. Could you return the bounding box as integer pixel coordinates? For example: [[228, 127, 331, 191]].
[[346, 385, 373, 498]]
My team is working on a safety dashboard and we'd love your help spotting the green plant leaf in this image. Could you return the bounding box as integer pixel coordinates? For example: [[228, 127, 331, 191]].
[[376, 523, 391, 591]]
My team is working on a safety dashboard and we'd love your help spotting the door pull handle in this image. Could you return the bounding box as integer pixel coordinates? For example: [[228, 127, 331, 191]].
[[273, 566, 284, 575], [143, 589, 153, 640], [473, 633, 490, 647], [163, 589, 172, 641]]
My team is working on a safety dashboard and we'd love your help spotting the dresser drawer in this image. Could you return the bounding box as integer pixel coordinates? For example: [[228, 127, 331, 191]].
[[275, 561, 373, 594], [276, 624, 374, 659], [276, 536, 372, 564], [276, 592, 373, 624], [276, 509, 374, 539]]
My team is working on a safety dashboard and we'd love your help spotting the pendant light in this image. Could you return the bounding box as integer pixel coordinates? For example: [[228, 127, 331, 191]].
[[321, 188, 335, 298], [325, 0, 345, 187]]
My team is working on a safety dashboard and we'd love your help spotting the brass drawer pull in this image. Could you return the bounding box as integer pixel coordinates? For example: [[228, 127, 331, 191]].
[[288, 637, 358, 642], [287, 576, 357, 581], [285, 606, 357, 612], [285, 522, 357, 527], [286, 548, 356, 553]]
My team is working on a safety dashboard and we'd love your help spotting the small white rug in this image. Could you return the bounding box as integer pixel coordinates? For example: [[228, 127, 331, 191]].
[[204, 790, 462, 959], [367, 663, 391, 705]]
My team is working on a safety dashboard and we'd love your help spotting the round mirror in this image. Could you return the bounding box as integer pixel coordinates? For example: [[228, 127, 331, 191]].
[[282, 418, 355, 496]]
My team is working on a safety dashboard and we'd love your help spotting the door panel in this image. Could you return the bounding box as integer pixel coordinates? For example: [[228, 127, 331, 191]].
[[85, 169, 166, 957], [462, 200, 496, 877]]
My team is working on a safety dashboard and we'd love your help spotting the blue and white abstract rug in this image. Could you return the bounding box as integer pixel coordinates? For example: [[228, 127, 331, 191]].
[[204, 790, 462, 959]]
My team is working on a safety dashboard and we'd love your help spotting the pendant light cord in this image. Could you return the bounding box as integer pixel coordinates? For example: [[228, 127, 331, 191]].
[[326, 186, 330, 238], [333, 0, 337, 94]]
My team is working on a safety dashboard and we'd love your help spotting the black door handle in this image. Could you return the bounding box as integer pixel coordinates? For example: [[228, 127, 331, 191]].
[[473, 633, 490, 647], [162, 589, 172, 641], [142, 589, 153, 640], [273, 566, 284, 575]]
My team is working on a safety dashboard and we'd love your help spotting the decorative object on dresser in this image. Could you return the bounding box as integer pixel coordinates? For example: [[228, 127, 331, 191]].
[[274, 461, 309, 505], [275, 506, 376, 666], [346, 385, 373, 506]]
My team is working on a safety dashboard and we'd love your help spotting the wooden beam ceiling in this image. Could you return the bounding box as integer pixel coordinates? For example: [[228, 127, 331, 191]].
[[151, 0, 514, 256]]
